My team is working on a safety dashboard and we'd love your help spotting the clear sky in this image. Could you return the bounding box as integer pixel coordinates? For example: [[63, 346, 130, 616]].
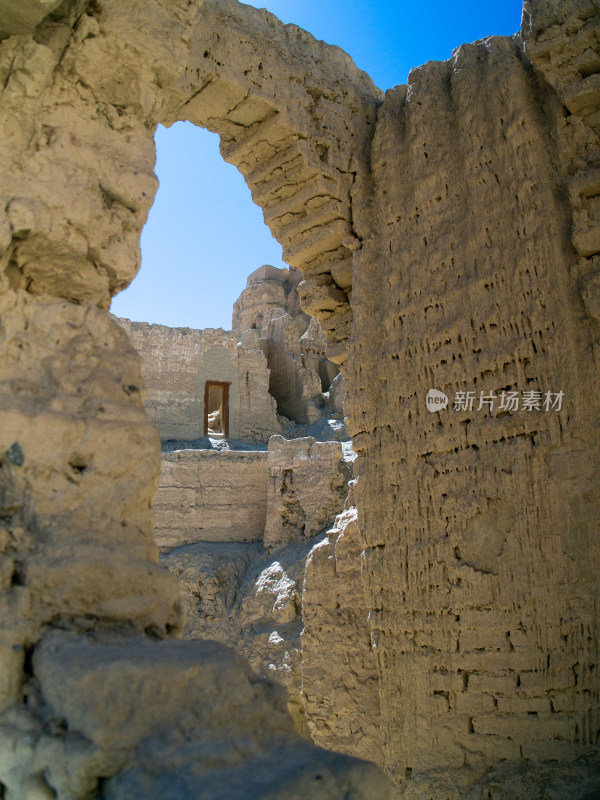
[[110, 0, 524, 330]]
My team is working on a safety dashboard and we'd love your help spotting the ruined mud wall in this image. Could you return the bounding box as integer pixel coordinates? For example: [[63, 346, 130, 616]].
[[117, 318, 279, 442], [232, 264, 340, 423], [154, 437, 351, 550], [264, 436, 351, 549], [155, 450, 268, 547], [0, 0, 380, 356], [345, 1, 600, 793], [262, 310, 324, 424], [302, 505, 383, 766], [0, 0, 389, 796], [232, 263, 306, 336], [156, 436, 354, 742]]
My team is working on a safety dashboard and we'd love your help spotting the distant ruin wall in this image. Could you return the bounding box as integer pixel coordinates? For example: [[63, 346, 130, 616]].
[[232, 264, 306, 336], [302, 506, 383, 766], [117, 318, 280, 442], [264, 436, 351, 549], [232, 265, 339, 424], [155, 450, 268, 547], [155, 437, 350, 550]]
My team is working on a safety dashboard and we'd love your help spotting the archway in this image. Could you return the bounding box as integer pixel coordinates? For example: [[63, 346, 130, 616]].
[[110, 122, 289, 329], [0, 0, 386, 791], [109, 0, 382, 364], [2, 1, 599, 797]]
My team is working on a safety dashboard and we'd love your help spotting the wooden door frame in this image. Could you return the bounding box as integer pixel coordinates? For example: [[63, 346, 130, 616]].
[[203, 380, 231, 437]]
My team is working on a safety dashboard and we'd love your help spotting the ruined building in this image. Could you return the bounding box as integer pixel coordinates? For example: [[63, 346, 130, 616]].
[[115, 263, 348, 547], [0, 0, 599, 798], [116, 261, 348, 550], [114, 265, 356, 743], [117, 264, 340, 443]]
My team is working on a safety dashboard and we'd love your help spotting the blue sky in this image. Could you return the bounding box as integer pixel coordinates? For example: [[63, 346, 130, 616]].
[[110, 0, 524, 330]]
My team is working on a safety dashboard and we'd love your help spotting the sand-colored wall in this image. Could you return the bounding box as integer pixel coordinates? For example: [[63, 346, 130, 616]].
[[117, 318, 280, 442], [345, 7, 600, 790], [155, 450, 268, 547], [0, 0, 388, 795]]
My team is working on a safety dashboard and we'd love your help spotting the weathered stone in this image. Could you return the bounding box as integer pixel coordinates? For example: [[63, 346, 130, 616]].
[[301, 316, 339, 391], [328, 371, 346, 415], [0, 0, 63, 38], [0, 291, 182, 637], [302, 507, 383, 766], [345, 7, 600, 792], [160, 542, 261, 640], [0, 634, 24, 712], [29, 632, 391, 800], [119, 266, 340, 440], [232, 264, 306, 336], [264, 436, 351, 549], [262, 310, 324, 424], [160, 538, 313, 739]]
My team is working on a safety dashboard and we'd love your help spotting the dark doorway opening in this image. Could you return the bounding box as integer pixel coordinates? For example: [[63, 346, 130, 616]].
[[204, 380, 230, 437]]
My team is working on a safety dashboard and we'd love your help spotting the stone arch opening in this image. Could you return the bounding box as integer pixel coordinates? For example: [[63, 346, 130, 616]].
[[146, 0, 383, 365], [1, 0, 382, 364], [110, 121, 288, 329], [0, 0, 381, 626], [2, 1, 600, 797]]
